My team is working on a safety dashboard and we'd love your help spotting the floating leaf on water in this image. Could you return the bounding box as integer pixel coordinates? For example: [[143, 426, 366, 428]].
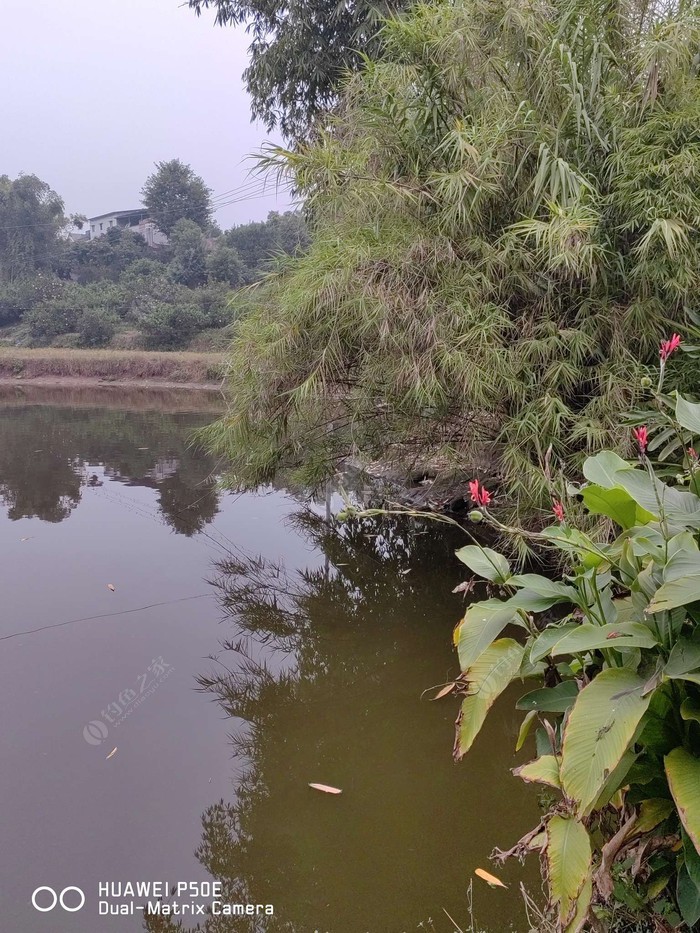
[[309, 783, 342, 795], [474, 868, 507, 888], [432, 683, 456, 700], [107, 584, 116, 592], [106, 747, 118, 760], [452, 581, 474, 594]]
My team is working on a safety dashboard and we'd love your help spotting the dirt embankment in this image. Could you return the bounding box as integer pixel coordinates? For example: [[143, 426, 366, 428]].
[[0, 348, 227, 389]]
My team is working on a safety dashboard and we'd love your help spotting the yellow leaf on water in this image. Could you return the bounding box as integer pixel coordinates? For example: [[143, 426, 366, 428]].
[[474, 868, 507, 889], [432, 683, 456, 700], [107, 584, 115, 592], [106, 747, 118, 760], [309, 783, 342, 795]]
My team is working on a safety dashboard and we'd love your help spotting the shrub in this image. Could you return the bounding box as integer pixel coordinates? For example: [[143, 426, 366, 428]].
[[137, 303, 206, 349], [75, 308, 119, 347]]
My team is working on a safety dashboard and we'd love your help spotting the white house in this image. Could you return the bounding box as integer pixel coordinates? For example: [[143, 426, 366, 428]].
[[87, 210, 168, 247]]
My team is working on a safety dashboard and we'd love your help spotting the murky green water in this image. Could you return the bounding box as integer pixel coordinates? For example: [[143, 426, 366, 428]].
[[0, 387, 540, 933]]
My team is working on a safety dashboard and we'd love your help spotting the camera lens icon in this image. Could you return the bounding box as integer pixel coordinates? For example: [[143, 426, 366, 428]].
[[32, 886, 85, 912]]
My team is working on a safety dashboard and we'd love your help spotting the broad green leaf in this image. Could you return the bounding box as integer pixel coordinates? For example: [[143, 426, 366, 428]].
[[454, 639, 524, 759], [517, 680, 580, 713], [581, 484, 654, 529], [677, 863, 700, 928], [665, 747, 700, 855], [530, 623, 578, 663], [647, 576, 700, 613], [540, 526, 606, 568], [551, 622, 658, 656], [454, 599, 520, 672], [593, 750, 637, 811], [513, 754, 561, 789], [663, 637, 700, 684], [561, 669, 652, 815], [515, 709, 538, 752], [681, 697, 700, 723], [582, 451, 631, 487], [508, 574, 578, 603], [683, 827, 700, 888], [633, 798, 674, 835], [677, 394, 700, 435], [455, 545, 510, 583], [546, 815, 591, 930]]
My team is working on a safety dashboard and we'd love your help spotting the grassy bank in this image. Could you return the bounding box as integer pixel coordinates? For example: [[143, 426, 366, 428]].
[[0, 348, 226, 385]]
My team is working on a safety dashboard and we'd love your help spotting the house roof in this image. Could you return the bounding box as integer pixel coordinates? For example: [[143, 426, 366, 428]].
[[87, 209, 148, 223]]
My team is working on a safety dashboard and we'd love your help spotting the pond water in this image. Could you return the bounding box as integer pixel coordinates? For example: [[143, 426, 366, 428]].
[[0, 386, 541, 933]]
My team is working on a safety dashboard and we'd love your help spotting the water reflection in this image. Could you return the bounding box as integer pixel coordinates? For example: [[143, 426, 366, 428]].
[[0, 400, 220, 533], [144, 513, 539, 933]]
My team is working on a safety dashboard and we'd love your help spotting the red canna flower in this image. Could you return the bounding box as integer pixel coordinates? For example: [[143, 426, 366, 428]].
[[660, 333, 682, 362], [552, 500, 565, 522], [633, 425, 649, 453], [689, 447, 698, 461], [468, 479, 492, 507]]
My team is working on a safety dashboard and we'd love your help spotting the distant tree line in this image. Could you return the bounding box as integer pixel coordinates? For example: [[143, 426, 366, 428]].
[[0, 160, 308, 349]]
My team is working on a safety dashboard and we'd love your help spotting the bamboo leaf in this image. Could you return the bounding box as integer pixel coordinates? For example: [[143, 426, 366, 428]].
[[665, 747, 700, 855], [454, 639, 524, 759], [561, 669, 651, 814]]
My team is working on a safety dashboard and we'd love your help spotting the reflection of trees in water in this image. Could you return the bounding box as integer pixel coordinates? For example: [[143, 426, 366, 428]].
[[0, 405, 220, 533], [144, 514, 491, 933]]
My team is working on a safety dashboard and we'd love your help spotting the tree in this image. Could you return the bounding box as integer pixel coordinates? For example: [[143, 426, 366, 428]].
[[187, 0, 408, 138], [141, 159, 212, 237], [206, 241, 245, 287], [168, 218, 207, 287], [225, 210, 308, 277], [0, 174, 67, 282], [204, 0, 700, 510]]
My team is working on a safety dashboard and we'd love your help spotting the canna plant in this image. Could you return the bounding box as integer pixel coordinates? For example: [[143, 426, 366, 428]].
[[449, 347, 700, 929]]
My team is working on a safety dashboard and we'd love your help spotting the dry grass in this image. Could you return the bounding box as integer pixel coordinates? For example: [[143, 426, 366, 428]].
[[0, 348, 226, 384]]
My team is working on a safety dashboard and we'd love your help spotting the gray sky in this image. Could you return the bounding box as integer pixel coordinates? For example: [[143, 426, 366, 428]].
[[0, 0, 292, 229]]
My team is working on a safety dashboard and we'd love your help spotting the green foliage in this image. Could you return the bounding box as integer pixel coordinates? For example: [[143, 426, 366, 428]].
[[141, 159, 212, 236], [225, 210, 309, 278], [206, 241, 245, 287], [205, 0, 700, 504], [65, 226, 159, 284], [168, 219, 207, 287], [137, 302, 207, 349], [187, 0, 408, 138], [75, 308, 119, 348], [443, 386, 700, 928], [0, 174, 67, 282]]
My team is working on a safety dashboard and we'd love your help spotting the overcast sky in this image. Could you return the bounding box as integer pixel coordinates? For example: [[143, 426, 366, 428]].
[[0, 0, 292, 229]]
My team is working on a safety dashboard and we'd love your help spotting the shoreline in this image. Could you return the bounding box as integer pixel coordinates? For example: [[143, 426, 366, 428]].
[[0, 375, 222, 391]]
